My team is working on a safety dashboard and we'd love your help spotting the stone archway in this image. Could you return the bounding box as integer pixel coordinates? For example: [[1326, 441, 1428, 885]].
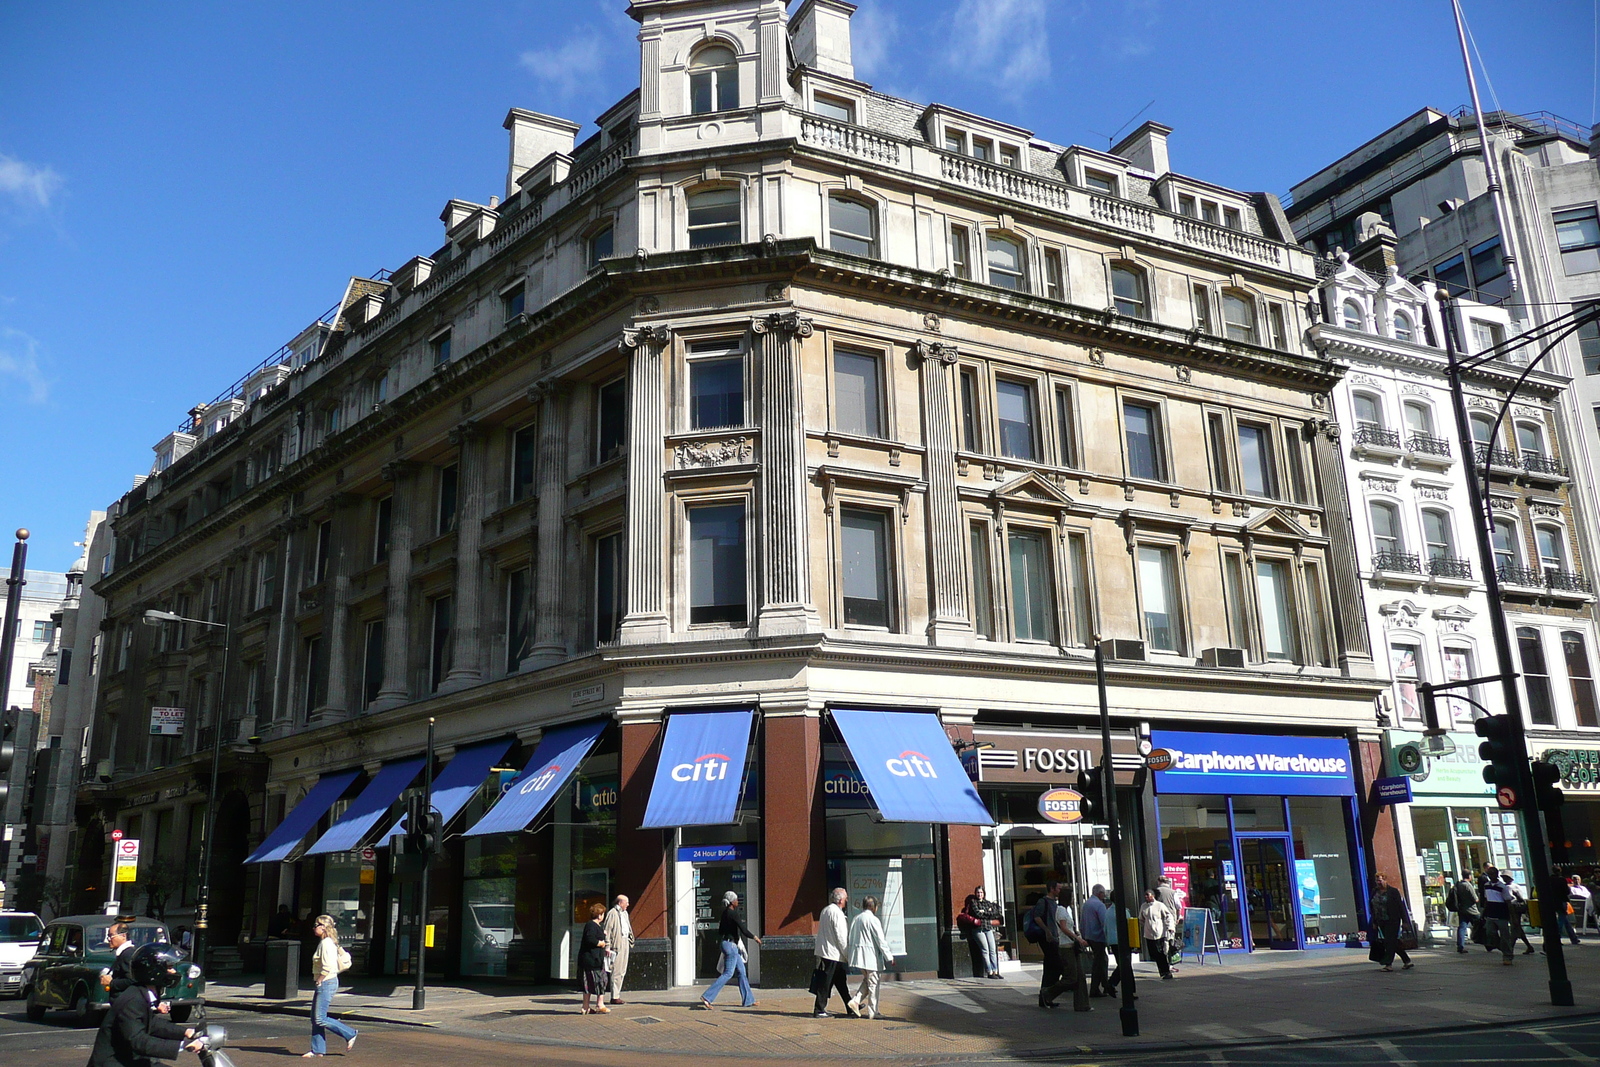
[[208, 791, 252, 945]]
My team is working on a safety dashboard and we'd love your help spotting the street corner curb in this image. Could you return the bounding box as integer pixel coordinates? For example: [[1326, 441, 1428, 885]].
[[204, 998, 440, 1029]]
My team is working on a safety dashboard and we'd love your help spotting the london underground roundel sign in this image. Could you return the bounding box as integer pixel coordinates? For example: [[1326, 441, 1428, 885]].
[[1037, 787, 1084, 824]]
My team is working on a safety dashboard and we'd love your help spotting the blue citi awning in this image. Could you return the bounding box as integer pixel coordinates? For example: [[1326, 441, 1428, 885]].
[[382, 738, 512, 841], [640, 708, 754, 829], [831, 708, 995, 826], [244, 770, 362, 864], [304, 757, 426, 856], [463, 720, 608, 837]]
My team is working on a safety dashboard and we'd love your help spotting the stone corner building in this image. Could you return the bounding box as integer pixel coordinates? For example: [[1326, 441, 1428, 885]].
[[78, 0, 1388, 985]]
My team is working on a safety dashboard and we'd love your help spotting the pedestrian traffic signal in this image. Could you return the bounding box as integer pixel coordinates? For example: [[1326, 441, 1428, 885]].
[[1475, 714, 1520, 789], [1531, 760, 1565, 813], [1076, 765, 1105, 825]]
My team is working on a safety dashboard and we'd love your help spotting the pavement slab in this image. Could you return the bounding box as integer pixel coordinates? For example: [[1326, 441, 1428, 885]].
[[205, 942, 1600, 1060]]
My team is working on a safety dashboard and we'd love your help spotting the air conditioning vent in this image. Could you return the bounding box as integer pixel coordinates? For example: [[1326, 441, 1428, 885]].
[[1099, 638, 1147, 661], [1201, 647, 1247, 669]]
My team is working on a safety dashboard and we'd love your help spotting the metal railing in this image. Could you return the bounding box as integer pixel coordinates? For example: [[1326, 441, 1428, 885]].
[[1408, 433, 1452, 457], [1475, 444, 1519, 469], [1373, 550, 1423, 574], [1522, 453, 1569, 478], [1352, 424, 1402, 450], [1428, 555, 1473, 580], [1546, 569, 1593, 594], [1498, 563, 1546, 587]]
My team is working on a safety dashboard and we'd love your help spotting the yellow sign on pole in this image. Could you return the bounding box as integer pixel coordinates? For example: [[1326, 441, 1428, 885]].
[[115, 861, 137, 882], [114, 838, 140, 883], [424, 924, 436, 949]]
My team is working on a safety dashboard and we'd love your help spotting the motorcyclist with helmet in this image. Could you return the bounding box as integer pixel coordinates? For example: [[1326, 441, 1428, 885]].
[[87, 943, 205, 1067]]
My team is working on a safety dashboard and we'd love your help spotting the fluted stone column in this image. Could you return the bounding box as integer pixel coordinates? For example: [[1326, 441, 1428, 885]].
[[524, 382, 570, 668], [319, 496, 357, 719], [912, 340, 972, 645], [1308, 418, 1373, 668], [618, 324, 672, 644], [752, 312, 821, 635], [371, 461, 416, 710], [444, 420, 485, 690]]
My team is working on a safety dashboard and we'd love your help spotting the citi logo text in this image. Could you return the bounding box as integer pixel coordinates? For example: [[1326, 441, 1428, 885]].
[[886, 750, 938, 778], [671, 753, 732, 782], [519, 763, 561, 794]]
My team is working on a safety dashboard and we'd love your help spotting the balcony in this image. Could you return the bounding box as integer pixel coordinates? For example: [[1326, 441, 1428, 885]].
[[1352, 423, 1403, 460], [1373, 550, 1424, 576], [1497, 563, 1546, 589], [1522, 452, 1570, 482], [1427, 555, 1474, 582], [1406, 432, 1453, 470], [1474, 444, 1520, 472], [1546, 569, 1594, 597]]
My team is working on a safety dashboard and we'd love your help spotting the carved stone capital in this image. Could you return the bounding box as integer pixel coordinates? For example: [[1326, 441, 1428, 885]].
[[448, 418, 482, 446], [380, 459, 419, 483], [910, 339, 959, 365], [621, 322, 673, 349], [1310, 418, 1340, 442], [751, 311, 813, 338], [526, 378, 572, 405]]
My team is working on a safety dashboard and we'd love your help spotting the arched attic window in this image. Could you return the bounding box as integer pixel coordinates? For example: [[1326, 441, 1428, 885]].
[[1341, 300, 1364, 331], [689, 45, 739, 115]]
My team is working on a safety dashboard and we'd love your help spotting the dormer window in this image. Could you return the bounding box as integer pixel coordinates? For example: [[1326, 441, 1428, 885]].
[[1223, 207, 1243, 231], [1178, 195, 1197, 217], [971, 137, 993, 162], [1342, 301, 1363, 331], [1084, 170, 1117, 196], [999, 145, 1018, 168], [1393, 311, 1414, 342], [813, 94, 854, 123], [689, 45, 738, 115], [944, 131, 966, 154], [1201, 201, 1220, 225]]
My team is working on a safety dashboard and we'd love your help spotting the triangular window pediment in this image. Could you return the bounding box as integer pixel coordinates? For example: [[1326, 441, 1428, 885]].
[[1243, 507, 1313, 541], [992, 471, 1075, 508]]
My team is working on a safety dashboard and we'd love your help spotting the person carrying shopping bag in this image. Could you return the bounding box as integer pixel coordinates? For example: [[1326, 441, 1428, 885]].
[[304, 915, 358, 1057], [846, 896, 895, 1020], [699, 891, 761, 1009]]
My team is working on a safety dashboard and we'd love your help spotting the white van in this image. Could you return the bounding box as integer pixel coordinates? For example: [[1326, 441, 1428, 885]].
[[0, 912, 44, 998]]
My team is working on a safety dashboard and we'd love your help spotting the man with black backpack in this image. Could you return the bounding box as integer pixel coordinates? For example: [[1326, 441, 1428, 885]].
[[1026, 881, 1089, 1011], [1444, 875, 1479, 953]]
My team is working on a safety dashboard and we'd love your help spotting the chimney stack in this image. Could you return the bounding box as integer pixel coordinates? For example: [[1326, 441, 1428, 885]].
[[1111, 121, 1172, 178], [503, 108, 583, 201], [791, 0, 857, 81]]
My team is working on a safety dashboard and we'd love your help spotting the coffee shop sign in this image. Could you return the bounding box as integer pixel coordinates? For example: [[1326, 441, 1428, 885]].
[[1539, 748, 1600, 788]]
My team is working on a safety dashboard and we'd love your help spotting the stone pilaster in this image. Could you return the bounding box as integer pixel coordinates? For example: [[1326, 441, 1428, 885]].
[[1308, 418, 1374, 667], [371, 461, 416, 710], [752, 312, 822, 635], [524, 382, 570, 668], [319, 496, 357, 719], [912, 340, 972, 644], [618, 324, 672, 644], [443, 420, 485, 690]]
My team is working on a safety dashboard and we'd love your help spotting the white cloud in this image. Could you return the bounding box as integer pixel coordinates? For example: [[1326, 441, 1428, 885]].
[[0, 154, 62, 211], [519, 32, 607, 100], [850, 2, 902, 83], [947, 0, 1051, 98], [0, 328, 49, 404]]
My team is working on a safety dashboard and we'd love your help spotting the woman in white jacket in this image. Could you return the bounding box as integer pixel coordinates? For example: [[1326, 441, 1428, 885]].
[[845, 896, 894, 1020]]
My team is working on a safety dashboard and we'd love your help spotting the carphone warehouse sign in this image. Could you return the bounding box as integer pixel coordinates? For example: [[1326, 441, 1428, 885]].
[[1149, 731, 1356, 797]]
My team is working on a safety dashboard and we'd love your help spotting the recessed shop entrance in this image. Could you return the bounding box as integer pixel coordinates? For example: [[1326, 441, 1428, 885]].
[[672, 843, 760, 986], [1236, 834, 1299, 950]]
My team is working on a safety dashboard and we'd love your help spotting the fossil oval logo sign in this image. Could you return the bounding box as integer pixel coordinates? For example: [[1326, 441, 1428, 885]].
[[1146, 748, 1174, 772], [1037, 787, 1084, 824]]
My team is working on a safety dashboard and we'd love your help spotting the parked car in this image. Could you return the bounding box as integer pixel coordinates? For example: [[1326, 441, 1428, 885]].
[[0, 911, 44, 998], [23, 916, 205, 1025]]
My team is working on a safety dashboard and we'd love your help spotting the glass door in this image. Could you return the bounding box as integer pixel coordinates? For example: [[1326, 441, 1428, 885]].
[[1236, 835, 1300, 949]]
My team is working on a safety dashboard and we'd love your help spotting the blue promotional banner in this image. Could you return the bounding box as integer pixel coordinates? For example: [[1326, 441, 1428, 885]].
[[244, 770, 361, 864], [463, 720, 607, 837], [305, 757, 425, 855], [1149, 731, 1356, 797], [640, 708, 755, 829], [382, 738, 512, 840], [831, 708, 995, 825]]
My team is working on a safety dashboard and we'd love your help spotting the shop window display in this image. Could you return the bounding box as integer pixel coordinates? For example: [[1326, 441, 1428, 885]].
[[1287, 797, 1357, 943], [1157, 795, 1238, 948]]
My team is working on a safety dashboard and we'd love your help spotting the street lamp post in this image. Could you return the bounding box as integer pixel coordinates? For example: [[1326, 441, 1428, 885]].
[[143, 608, 229, 972], [1436, 293, 1598, 1006], [1093, 639, 1138, 1037]]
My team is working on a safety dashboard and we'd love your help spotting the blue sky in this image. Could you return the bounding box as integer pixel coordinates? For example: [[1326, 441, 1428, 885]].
[[0, 0, 1591, 572]]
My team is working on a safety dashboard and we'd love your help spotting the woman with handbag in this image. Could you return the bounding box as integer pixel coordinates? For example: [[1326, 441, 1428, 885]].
[[304, 915, 358, 1057], [699, 891, 761, 1009], [1370, 873, 1414, 972], [957, 887, 1003, 979]]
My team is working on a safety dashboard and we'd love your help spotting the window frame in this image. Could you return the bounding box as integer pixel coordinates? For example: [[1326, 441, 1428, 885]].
[[1054, 381, 1080, 469], [685, 499, 750, 627], [1121, 395, 1170, 484], [587, 225, 615, 269], [831, 342, 887, 439], [505, 566, 531, 672], [511, 422, 538, 503], [1421, 507, 1455, 563], [827, 192, 878, 258], [686, 185, 742, 248], [1192, 283, 1213, 334], [949, 224, 973, 280], [428, 595, 453, 693], [1110, 262, 1149, 319], [685, 340, 747, 432], [1254, 554, 1301, 663], [812, 92, 855, 123], [1134, 541, 1186, 655], [1042, 247, 1065, 301], [1221, 290, 1258, 344], [838, 504, 897, 630], [595, 376, 628, 464], [1369, 500, 1405, 558], [1555, 206, 1600, 276], [501, 280, 526, 322], [969, 518, 997, 640], [436, 464, 459, 536], [984, 231, 1027, 291], [593, 529, 625, 647], [1519, 626, 1557, 727], [1004, 522, 1058, 645], [429, 328, 452, 366], [994, 376, 1040, 462], [1235, 419, 1279, 500], [362, 619, 385, 706], [1083, 169, 1117, 195], [688, 43, 740, 115]]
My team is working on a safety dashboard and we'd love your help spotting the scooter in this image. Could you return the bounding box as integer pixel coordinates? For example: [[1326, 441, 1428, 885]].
[[191, 1024, 239, 1067]]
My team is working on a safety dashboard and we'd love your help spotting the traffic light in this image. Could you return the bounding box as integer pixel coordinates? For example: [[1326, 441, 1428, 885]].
[[401, 793, 442, 855], [0, 709, 16, 806], [1476, 714, 1520, 791], [1076, 765, 1105, 825], [1532, 760, 1565, 814]]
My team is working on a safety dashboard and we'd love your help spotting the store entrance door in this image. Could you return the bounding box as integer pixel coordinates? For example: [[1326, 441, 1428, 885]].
[[671, 844, 760, 987], [1237, 835, 1300, 949]]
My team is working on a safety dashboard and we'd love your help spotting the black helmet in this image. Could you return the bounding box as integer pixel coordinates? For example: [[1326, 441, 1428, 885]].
[[129, 943, 185, 991]]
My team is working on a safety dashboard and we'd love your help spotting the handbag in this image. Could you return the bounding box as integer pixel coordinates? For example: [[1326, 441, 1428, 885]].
[[1399, 921, 1419, 951], [807, 962, 832, 996]]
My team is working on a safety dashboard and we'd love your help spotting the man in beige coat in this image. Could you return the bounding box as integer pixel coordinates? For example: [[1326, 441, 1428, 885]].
[[602, 894, 634, 1004]]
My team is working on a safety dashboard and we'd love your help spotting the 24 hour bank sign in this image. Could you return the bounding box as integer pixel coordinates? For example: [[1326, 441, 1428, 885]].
[[1149, 731, 1358, 797]]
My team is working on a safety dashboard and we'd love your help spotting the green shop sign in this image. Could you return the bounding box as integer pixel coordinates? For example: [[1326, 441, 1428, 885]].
[[1537, 748, 1600, 789], [1383, 731, 1493, 797]]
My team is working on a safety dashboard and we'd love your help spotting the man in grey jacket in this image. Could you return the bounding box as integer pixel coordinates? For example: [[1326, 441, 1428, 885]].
[[812, 887, 858, 1018]]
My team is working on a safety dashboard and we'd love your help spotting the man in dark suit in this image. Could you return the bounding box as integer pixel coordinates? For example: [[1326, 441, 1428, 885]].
[[87, 943, 201, 1067], [101, 921, 137, 997]]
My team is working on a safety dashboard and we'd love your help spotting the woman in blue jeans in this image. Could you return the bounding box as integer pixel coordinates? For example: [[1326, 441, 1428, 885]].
[[305, 914, 358, 1057], [699, 891, 761, 1009]]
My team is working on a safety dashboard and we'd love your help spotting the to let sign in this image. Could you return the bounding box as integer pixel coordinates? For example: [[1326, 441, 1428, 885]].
[[149, 707, 185, 737]]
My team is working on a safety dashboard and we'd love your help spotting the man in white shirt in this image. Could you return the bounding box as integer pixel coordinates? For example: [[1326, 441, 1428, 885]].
[[1037, 881, 1090, 1012], [812, 887, 857, 1018]]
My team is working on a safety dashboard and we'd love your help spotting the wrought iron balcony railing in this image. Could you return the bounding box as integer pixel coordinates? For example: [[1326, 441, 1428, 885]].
[[1475, 444, 1519, 469], [1353, 424, 1402, 450], [1522, 453, 1569, 478], [1545, 569, 1593, 594], [1408, 433, 1452, 458], [1498, 563, 1546, 587], [1373, 550, 1423, 574], [1428, 555, 1473, 580]]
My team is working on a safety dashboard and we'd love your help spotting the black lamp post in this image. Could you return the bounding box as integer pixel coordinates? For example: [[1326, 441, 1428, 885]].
[[143, 607, 229, 971], [1436, 293, 1600, 1007]]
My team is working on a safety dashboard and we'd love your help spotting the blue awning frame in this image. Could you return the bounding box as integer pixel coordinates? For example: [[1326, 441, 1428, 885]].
[[382, 737, 514, 842], [462, 719, 610, 838], [303, 757, 426, 856], [244, 770, 362, 864], [828, 707, 995, 826], [639, 707, 757, 829]]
